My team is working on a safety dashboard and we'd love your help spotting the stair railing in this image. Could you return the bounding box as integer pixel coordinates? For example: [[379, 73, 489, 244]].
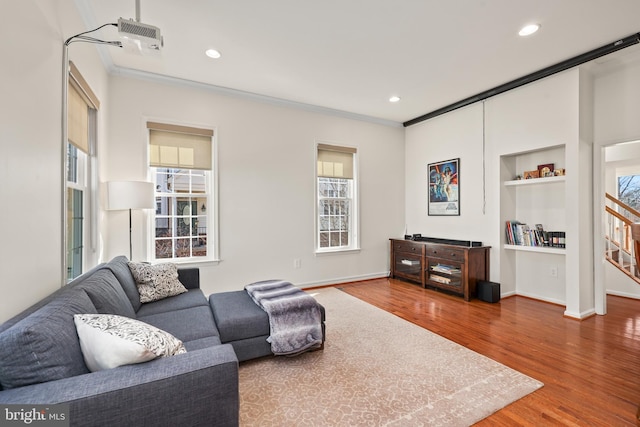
[[605, 193, 640, 279]]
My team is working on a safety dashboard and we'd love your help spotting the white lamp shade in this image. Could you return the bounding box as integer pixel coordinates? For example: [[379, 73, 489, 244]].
[[107, 181, 155, 211]]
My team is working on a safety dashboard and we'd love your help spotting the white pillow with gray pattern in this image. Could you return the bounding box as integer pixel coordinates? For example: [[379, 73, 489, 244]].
[[74, 313, 186, 372], [127, 262, 188, 303]]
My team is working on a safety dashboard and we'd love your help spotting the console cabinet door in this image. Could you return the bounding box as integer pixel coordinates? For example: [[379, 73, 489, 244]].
[[394, 253, 423, 283], [391, 240, 424, 284], [425, 257, 464, 293]]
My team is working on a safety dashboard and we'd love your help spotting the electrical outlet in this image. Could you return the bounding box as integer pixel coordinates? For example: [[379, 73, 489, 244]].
[[294, 258, 302, 269], [550, 265, 558, 278]]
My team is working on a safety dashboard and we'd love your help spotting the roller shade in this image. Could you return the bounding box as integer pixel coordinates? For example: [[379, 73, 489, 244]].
[[67, 62, 99, 154], [317, 144, 356, 179], [147, 122, 213, 170], [67, 83, 89, 153]]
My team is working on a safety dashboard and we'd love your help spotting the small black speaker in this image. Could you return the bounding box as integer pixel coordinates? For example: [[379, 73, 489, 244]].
[[477, 280, 500, 303]]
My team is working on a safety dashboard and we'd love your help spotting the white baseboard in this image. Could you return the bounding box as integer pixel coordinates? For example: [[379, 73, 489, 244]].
[[564, 308, 596, 320], [512, 291, 596, 319], [514, 290, 565, 306], [606, 290, 640, 300], [299, 272, 390, 289]]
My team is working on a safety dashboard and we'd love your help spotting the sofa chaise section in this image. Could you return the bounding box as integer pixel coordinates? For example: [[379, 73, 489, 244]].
[[0, 256, 239, 427], [0, 345, 239, 427]]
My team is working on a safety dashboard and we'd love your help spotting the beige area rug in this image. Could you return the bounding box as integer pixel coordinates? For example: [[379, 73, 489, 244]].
[[239, 288, 542, 426]]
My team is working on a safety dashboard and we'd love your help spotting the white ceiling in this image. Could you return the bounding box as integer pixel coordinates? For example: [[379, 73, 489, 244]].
[[75, 0, 640, 125]]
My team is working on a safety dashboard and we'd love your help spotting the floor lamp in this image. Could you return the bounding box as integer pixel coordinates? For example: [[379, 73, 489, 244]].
[[107, 181, 155, 260]]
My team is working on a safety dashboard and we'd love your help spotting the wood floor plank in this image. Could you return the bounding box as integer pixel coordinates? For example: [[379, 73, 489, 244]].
[[336, 278, 640, 426]]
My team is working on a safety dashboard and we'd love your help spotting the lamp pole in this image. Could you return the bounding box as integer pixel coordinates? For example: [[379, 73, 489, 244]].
[[128, 208, 133, 260]]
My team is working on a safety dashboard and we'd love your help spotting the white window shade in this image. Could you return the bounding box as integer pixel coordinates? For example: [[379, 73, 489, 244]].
[[68, 83, 89, 153], [67, 62, 99, 154], [148, 122, 213, 170], [317, 144, 356, 179]]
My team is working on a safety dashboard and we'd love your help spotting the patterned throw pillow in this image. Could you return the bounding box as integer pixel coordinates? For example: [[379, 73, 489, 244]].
[[74, 314, 187, 372], [127, 262, 188, 303]]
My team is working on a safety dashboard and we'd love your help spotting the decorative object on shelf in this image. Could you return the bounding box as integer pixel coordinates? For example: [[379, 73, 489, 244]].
[[548, 231, 566, 248], [537, 163, 555, 177], [427, 158, 460, 216], [523, 170, 539, 179], [554, 168, 565, 176]]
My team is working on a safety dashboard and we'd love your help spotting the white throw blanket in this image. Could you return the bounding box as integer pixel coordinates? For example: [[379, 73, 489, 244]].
[[244, 280, 323, 356]]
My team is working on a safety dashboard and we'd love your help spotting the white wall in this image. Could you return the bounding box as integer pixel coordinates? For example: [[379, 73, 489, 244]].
[[105, 74, 405, 296], [0, 0, 403, 322], [404, 103, 487, 244], [606, 262, 640, 299], [490, 70, 584, 312], [594, 56, 640, 302], [405, 71, 579, 270], [6, 2, 640, 324], [0, 1, 110, 323], [594, 57, 640, 145], [403, 50, 640, 314], [405, 69, 596, 316]]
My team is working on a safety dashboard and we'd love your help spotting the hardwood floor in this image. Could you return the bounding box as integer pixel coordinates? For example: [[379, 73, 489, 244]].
[[337, 278, 640, 426]]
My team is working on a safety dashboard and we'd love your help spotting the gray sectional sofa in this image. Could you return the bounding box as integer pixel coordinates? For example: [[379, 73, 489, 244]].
[[0, 256, 324, 426]]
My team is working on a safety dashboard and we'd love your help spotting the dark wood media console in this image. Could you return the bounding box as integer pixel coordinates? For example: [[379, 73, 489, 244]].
[[389, 238, 491, 301]]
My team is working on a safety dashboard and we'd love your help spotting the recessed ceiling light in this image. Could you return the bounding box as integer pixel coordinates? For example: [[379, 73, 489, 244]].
[[389, 96, 401, 103], [205, 48, 221, 59], [519, 24, 540, 37]]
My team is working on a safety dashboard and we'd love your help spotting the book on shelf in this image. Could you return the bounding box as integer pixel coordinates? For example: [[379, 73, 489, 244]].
[[429, 275, 451, 284], [505, 221, 565, 248], [505, 220, 518, 245], [535, 224, 549, 246], [430, 264, 461, 275]]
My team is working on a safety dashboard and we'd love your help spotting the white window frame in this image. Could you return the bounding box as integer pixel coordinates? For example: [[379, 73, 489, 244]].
[[315, 142, 360, 253], [147, 123, 219, 264], [64, 63, 99, 282], [66, 144, 88, 278]]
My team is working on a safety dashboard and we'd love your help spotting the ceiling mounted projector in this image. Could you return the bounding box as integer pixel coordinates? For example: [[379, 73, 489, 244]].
[[117, 17, 163, 51]]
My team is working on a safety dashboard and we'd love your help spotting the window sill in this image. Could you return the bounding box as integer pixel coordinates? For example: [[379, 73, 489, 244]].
[[152, 258, 220, 267], [315, 248, 361, 256]]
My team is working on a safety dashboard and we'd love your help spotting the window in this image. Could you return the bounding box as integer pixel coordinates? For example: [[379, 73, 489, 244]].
[[316, 143, 358, 251], [148, 122, 216, 262], [618, 175, 640, 211], [66, 62, 99, 280], [67, 144, 86, 279]]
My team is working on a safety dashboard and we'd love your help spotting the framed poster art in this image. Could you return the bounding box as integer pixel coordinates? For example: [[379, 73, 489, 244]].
[[428, 158, 460, 216]]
